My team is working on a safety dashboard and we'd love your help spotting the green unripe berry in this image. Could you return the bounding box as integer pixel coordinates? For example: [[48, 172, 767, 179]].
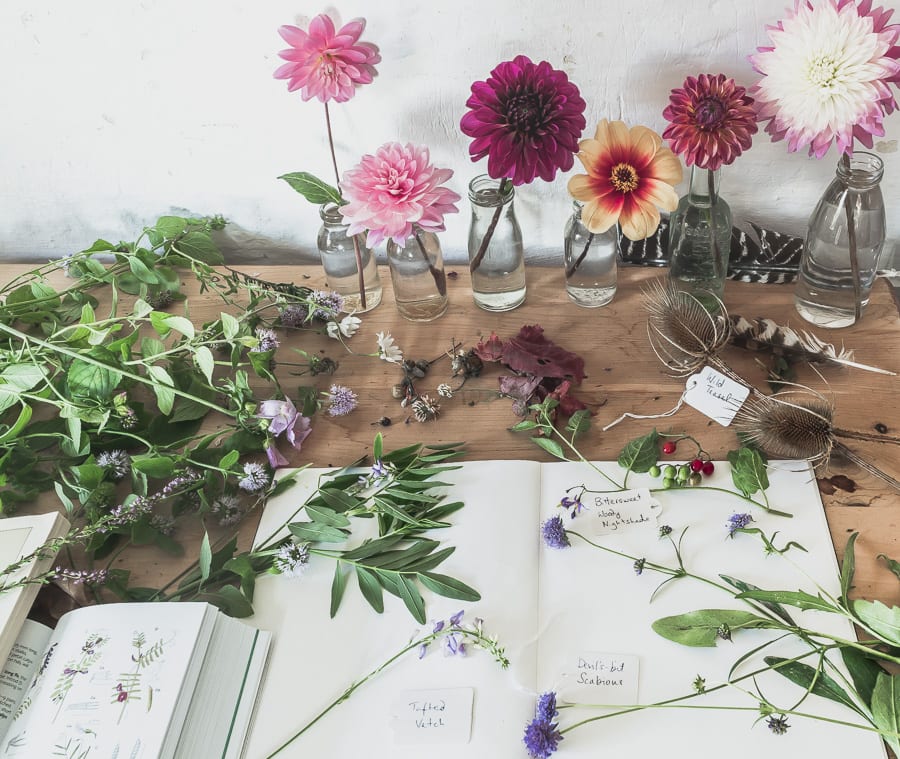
[[649, 465, 661, 478], [661, 476, 674, 489], [662, 465, 676, 479]]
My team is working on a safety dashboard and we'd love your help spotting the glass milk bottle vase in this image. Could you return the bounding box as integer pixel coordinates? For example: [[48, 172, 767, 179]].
[[316, 203, 382, 313], [563, 201, 618, 307], [386, 226, 449, 321], [467, 175, 526, 311], [667, 166, 732, 309], [794, 152, 886, 328]]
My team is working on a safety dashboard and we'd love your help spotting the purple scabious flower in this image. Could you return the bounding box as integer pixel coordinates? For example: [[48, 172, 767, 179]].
[[461, 55, 587, 185], [535, 692, 558, 722], [523, 715, 563, 759], [238, 462, 271, 493], [326, 384, 358, 417], [727, 512, 754, 538], [96, 449, 131, 481], [252, 327, 279, 353], [541, 516, 570, 550]]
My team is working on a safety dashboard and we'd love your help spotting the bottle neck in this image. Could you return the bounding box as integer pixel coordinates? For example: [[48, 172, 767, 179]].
[[835, 152, 883, 190], [687, 166, 721, 207]]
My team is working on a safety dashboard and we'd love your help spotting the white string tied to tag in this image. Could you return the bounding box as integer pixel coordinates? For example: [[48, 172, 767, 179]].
[[601, 377, 697, 432]]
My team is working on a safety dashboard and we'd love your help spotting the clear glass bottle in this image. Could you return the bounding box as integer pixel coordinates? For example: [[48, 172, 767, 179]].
[[385, 226, 449, 321], [667, 166, 732, 310], [794, 152, 885, 328], [563, 201, 618, 307], [316, 203, 382, 313], [467, 174, 526, 311]]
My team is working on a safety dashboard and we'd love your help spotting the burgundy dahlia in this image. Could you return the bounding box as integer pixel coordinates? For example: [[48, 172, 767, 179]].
[[662, 73, 757, 171], [460, 55, 587, 185]]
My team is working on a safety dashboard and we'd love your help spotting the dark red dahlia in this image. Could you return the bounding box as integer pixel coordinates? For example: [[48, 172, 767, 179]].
[[460, 55, 587, 185]]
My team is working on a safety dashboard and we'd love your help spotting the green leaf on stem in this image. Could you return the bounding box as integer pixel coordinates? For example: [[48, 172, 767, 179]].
[[177, 230, 223, 265], [840, 646, 885, 707], [531, 437, 567, 460], [840, 531, 858, 606], [397, 575, 426, 624], [146, 365, 176, 415], [220, 312, 240, 340], [330, 563, 347, 618], [565, 409, 591, 439], [155, 216, 188, 239], [418, 572, 481, 602], [195, 346, 215, 383], [289, 521, 349, 543], [373, 432, 383, 462], [617, 429, 659, 473], [736, 589, 839, 614], [204, 585, 254, 618], [355, 566, 384, 613], [199, 531, 212, 585], [651, 609, 773, 647], [764, 656, 863, 716], [305, 503, 351, 529], [878, 553, 900, 583], [131, 455, 177, 479], [278, 172, 343, 206], [68, 358, 122, 401], [871, 672, 900, 756], [727, 447, 770, 498], [852, 600, 900, 646], [719, 575, 796, 627]]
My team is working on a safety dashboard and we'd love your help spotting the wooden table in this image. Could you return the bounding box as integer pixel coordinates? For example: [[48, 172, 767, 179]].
[[8, 262, 900, 610]]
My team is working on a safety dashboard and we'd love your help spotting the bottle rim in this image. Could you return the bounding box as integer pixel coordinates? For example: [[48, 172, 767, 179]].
[[319, 202, 346, 223], [468, 174, 515, 206], [835, 152, 884, 189]]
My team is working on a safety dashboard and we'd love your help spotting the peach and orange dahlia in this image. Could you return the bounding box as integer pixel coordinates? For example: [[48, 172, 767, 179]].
[[567, 120, 683, 241]]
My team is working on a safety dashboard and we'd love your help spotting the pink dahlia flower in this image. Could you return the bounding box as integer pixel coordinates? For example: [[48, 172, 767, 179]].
[[274, 14, 380, 103], [460, 55, 587, 185], [339, 143, 461, 248], [662, 74, 758, 171], [749, 0, 900, 157]]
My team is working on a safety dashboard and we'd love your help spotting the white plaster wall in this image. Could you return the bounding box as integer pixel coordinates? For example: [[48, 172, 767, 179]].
[[1, 0, 898, 265]]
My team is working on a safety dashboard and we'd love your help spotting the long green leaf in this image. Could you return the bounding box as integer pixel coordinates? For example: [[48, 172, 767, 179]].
[[764, 656, 863, 716], [841, 532, 858, 606], [736, 589, 839, 614], [356, 566, 384, 613], [199, 532, 212, 584], [289, 521, 349, 544], [330, 563, 347, 618], [840, 646, 885, 707], [652, 609, 773, 647], [305, 502, 352, 528], [719, 574, 796, 627], [871, 672, 900, 756], [418, 572, 481, 602], [278, 172, 343, 205], [878, 553, 900, 583], [397, 575, 426, 624], [852, 600, 900, 646]]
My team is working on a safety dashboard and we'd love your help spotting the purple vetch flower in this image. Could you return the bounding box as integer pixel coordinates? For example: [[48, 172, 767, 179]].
[[727, 512, 754, 538], [239, 462, 271, 493], [541, 516, 570, 550], [449, 610, 465, 627], [326, 384, 358, 417], [95, 449, 131, 481], [252, 327, 280, 353], [442, 632, 466, 657]]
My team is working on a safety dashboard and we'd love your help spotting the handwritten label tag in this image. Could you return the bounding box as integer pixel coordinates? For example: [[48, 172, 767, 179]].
[[582, 489, 660, 538], [390, 688, 474, 745], [683, 366, 749, 426], [560, 652, 640, 705]]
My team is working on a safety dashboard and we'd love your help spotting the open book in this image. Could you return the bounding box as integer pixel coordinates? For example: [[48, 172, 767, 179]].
[[0, 511, 70, 668], [245, 460, 886, 759], [0, 602, 270, 758]]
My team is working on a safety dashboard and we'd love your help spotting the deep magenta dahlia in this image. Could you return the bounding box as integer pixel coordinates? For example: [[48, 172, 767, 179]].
[[662, 73, 758, 171], [460, 55, 587, 185]]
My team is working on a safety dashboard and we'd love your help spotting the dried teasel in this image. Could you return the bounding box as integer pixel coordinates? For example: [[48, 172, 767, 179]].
[[643, 278, 734, 378], [733, 386, 900, 491]]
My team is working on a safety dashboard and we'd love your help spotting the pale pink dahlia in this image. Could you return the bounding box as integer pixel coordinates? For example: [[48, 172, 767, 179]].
[[662, 74, 758, 170], [339, 143, 461, 248], [274, 14, 380, 103], [750, 0, 900, 157], [460, 55, 587, 185]]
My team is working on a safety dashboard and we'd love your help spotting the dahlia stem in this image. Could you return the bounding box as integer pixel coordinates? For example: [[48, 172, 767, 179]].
[[566, 232, 595, 278], [323, 102, 366, 309], [469, 177, 511, 275], [707, 168, 722, 285], [413, 227, 447, 296], [841, 153, 862, 325], [323, 102, 341, 190]]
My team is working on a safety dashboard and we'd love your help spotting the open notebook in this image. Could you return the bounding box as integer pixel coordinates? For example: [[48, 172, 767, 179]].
[[245, 460, 886, 758]]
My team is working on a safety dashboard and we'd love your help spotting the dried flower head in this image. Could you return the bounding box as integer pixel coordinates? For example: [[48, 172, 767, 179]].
[[663, 74, 758, 170], [461, 55, 586, 185], [211, 493, 243, 526], [633, 558, 646, 575], [750, 0, 900, 157], [643, 278, 732, 376], [274, 14, 380, 103], [767, 714, 790, 735], [411, 395, 440, 423], [437, 383, 453, 398], [567, 119, 682, 241]]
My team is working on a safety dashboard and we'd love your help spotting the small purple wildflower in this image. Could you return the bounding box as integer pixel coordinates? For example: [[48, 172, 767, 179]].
[[252, 327, 280, 353], [727, 512, 754, 538], [95, 450, 131, 481], [449, 610, 465, 627], [273, 541, 310, 578], [559, 495, 584, 518], [767, 714, 789, 735], [109, 496, 154, 527], [523, 715, 563, 759], [432, 620, 446, 633], [54, 567, 109, 586], [535, 692, 558, 722], [326, 384, 358, 417], [279, 303, 309, 327], [309, 290, 345, 320], [541, 516, 570, 550], [442, 632, 466, 657], [239, 462, 271, 493], [211, 493, 243, 526], [633, 558, 646, 575]]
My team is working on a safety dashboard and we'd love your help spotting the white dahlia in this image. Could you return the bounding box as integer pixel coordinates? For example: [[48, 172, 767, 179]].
[[750, 0, 900, 157]]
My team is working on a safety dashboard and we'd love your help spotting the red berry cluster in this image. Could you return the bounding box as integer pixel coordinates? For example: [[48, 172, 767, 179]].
[[654, 439, 715, 488]]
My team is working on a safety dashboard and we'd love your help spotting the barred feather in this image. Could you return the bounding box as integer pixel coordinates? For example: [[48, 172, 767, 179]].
[[729, 316, 895, 375]]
